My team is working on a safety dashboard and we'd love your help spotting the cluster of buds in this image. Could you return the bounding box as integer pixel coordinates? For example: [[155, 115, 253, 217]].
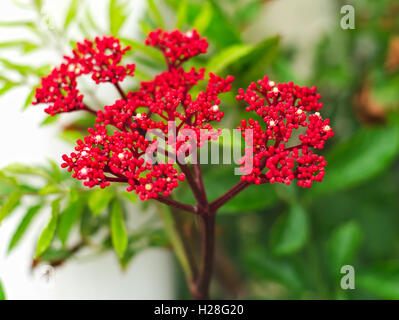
[[36, 30, 235, 199], [237, 76, 334, 187], [36, 29, 333, 200], [34, 36, 134, 115], [61, 124, 184, 200], [145, 29, 208, 67]]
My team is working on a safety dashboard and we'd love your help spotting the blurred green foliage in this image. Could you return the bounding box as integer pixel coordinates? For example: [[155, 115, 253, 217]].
[[1, 0, 399, 300]]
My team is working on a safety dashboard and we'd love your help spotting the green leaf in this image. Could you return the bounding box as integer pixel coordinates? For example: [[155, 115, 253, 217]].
[[0, 172, 19, 196], [0, 81, 19, 95], [239, 36, 280, 84], [120, 191, 137, 204], [192, 1, 213, 34], [0, 58, 36, 76], [23, 85, 38, 110], [206, 44, 253, 74], [3, 163, 55, 182], [34, 198, 60, 259], [38, 184, 61, 195], [109, 0, 129, 36], [64, 0, 79, 30], [40, 114, 59, 126], [270, 204, 309, 256], [175, 0, 187, 29], [33, 0, 42, 10], [8, 203, 42, 253], [0, 191, 22, 225], [312, 125, 399, 195], [326, 221, 362, 277], [88, 188, 114, 216], [147, 0, 164, 28], [0, 20, 35, 28], [0, 279, 6, 300], [191, 1, 241, 48], [110, 200, 128, 259], [58, 199, 84, 246], [244, 249, 304, 293], [0, 41, 39, 53], [357, 263, 399, 299], [58, 130, 81, 144]]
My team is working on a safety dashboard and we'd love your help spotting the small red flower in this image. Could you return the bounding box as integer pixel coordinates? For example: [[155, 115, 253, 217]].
[[237, 76, 334, 187]]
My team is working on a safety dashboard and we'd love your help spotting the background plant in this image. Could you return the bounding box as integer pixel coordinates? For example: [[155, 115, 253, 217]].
[[1, 0, 399, 299]]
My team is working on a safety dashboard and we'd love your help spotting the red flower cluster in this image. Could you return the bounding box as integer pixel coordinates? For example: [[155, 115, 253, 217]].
[[34, 36, 134, 115], [237, 76, 334, 187], [146, 29, 208, 67], [36, 29, 333, 199], [61, 124, 184, 200], [44, 30, 232, 199]]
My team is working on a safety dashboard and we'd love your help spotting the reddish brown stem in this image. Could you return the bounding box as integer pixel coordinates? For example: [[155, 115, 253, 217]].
[[83, 104, 97, 115], [178, 163, 205, 205], [210, 181, 250, 212], [157, 195, 198, 214], [192, 210, 215, 299], [114, 82, 126, 100]]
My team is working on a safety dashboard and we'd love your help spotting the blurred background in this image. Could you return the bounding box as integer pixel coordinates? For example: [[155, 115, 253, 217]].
[[1, 0, 399, 299]]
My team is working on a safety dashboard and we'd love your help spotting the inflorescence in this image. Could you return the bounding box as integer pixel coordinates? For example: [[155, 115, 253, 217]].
[[34, 29, 333, 200]]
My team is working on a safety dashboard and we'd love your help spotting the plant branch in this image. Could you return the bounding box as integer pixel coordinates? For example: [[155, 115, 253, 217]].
[[210, 180, 250, 212], [178, 163, 205, 205], [114, 82, 126, 100], [83, 104, 98, 115], [156, 195, 198, 215], [192, 210, 215, 300]]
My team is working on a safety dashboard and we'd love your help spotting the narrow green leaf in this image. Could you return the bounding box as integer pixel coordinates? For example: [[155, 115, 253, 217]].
[[147, 0, 164, 28], [109, 0, 129, 36], [312, 125, 399, 195], [240, 36, 280, 84], [40, 114, 59, 126], [111, 200, 128, 259], [23, 85, 37, 110], [206, 44, 253, 74], [175, 0, 187, 29], [58, 199, 83, 246], [34, 198, 60, 259], [271, 204, 309, 256], [326, 221, 362, 277], [3, 163, 54, 182], [0, 191, 22, 225], [0, 81, 19, 96], [8, 203, 42, 253], [0, 41, 39, 53], [64, 0, 79, 30], [0, 20, 35, 28], [0, 279, 6, 300], [88, 188, 114, 216], [192, 1, 213, 34], [38, 184, 61, 195], [139, 20, 152, 35], [244, 249, 304, 293], [0, 58, 36, 76]]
